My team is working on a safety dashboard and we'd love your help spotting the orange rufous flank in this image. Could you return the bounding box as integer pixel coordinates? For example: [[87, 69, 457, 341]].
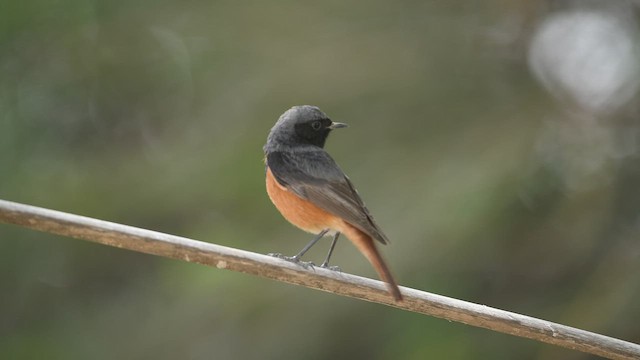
[[266, 168, 402, 301]]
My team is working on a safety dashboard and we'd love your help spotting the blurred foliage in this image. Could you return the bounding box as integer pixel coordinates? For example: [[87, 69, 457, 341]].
[[1, 1, 639, 359]]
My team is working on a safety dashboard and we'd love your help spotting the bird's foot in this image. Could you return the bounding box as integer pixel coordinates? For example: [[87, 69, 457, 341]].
[[267, 253, 316, 270], [320, 263, 342, 272]]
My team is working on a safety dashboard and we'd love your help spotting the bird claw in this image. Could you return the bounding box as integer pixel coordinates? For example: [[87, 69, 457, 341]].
[[267, 253, 316, 269], [320, 263, 342, 272], [297, 261, 316, 270]]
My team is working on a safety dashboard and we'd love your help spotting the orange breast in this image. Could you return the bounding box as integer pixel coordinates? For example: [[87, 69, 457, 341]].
[[266, 167, 342, 234]]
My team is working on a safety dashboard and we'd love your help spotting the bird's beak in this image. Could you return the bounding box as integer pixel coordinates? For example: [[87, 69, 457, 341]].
[[328, 122, 348, 129]]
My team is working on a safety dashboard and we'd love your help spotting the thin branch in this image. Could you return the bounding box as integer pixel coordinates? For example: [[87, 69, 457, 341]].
[[0, 199, 638, 360]]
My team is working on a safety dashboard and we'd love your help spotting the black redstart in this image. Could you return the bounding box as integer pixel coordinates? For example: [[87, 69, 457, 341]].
[[264, 105, 402, 301]]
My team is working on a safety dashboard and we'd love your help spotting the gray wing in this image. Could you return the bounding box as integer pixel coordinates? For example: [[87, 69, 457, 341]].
[[267, 150, 390, 244]]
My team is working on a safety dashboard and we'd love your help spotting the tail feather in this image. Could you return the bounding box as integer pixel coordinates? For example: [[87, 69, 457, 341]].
[[342, 223, 403, 301]]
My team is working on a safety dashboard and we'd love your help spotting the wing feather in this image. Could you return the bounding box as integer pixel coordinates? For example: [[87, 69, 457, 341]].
[[267, 150, 389, 244]]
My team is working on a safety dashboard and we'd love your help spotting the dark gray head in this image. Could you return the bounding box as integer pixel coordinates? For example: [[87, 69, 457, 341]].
[[264, 105, 347, 153]]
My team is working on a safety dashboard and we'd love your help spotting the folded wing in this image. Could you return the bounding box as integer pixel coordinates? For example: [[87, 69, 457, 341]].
[[267, 150, 390, 245]]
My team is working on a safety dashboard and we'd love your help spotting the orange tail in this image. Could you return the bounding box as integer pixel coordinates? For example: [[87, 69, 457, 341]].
[[342, 223, 403, 301]]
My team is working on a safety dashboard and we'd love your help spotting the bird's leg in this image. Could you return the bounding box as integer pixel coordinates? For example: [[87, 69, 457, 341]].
[[320, 232, 341, 271], [292, 229, 329, 261], [268, 229, 329, 269]]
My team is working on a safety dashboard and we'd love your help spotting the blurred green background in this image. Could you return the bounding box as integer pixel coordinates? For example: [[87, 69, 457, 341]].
[[2, 1, 639, 359]]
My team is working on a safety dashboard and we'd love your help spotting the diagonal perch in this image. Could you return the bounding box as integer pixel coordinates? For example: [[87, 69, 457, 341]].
[[0, 199, 638, 360]]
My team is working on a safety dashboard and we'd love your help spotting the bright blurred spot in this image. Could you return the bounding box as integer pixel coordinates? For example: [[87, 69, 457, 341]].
[[528, 9, 640, 114]]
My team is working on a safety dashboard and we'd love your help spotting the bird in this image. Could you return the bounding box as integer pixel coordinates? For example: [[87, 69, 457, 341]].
[[263, 105, 402, 301]]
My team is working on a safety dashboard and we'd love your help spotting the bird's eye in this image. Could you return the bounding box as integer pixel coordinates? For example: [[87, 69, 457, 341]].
[[311, 120, 322, 130]]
